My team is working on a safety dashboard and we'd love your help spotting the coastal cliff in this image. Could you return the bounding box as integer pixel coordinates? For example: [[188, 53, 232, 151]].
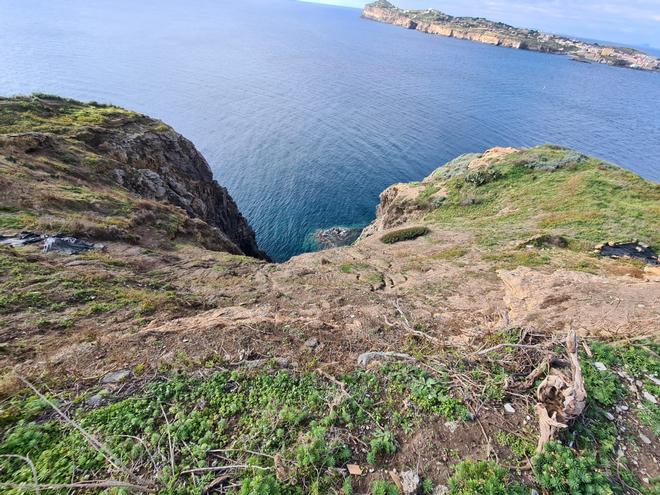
[[0, 95, 265, 258], [1, 98, 658, 494], [363, 0, 660, 71]]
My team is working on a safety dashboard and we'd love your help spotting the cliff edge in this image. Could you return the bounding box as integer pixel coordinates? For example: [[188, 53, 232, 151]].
[[0, 94, 265, 258], [1, 100, 658, 494]]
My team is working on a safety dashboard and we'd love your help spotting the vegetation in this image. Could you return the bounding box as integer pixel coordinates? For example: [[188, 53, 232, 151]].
[[380, 226, 430, 244], [447, 460, 526, 495], [425, 146, 660, 255], [532, 441, 612, 495]]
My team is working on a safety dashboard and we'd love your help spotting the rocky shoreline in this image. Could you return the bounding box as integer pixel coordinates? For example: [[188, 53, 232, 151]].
[[363, 1, 660, 72], [313, 226, 364, 250]]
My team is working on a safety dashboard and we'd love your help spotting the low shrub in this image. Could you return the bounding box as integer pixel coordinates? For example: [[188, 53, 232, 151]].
[[380, 226, 430, 244], [447, 460, 526, 495], [532, 441, 612, 495]]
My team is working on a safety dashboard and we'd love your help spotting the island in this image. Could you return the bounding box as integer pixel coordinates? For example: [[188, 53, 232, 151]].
[[363, 0, 660, 72]]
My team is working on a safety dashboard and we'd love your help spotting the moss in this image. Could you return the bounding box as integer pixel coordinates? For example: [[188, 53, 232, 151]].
[[380, 226, 430, 244]]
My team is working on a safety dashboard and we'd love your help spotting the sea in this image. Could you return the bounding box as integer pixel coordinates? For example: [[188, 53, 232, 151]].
[[1, 0, 659, 261]]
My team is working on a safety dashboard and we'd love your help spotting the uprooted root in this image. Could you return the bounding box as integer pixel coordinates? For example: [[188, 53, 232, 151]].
[[533, 330, 587, 452]]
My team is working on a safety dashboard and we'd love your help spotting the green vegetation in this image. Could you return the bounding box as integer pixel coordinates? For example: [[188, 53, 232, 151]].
[[447, 460, 526, 495], [425, 146, 660, 255], [0, 363, 471, 494], [371, 480, 400, 495], [380, 226, 430, 244], [532, 441, 612, 495]]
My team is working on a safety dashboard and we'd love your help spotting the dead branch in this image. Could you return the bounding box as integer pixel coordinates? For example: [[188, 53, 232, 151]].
[[0, 455, 40, 495], [15, 374, 153, 488], [0, 480, 153, 492]]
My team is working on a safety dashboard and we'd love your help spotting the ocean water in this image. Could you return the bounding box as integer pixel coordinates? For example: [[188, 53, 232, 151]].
[[1, 0, 659, 261]]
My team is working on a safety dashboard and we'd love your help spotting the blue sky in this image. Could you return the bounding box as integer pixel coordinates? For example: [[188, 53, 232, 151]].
[[303, 0, 660, 49]]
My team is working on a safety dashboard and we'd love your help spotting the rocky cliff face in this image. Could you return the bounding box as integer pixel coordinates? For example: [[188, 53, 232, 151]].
[[0, 95, 266, 258]]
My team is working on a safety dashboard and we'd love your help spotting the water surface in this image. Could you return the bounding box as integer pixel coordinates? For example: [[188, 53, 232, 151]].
[[1, 0, 658, 260]]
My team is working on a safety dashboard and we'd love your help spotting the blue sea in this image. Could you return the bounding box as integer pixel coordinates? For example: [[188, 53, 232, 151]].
[[1, 0, 659, 261]]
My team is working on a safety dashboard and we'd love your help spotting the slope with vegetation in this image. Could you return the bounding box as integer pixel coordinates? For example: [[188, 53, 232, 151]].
[[0, 96, 658, 494]]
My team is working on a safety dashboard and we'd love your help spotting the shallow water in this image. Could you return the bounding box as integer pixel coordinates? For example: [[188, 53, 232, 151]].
[[1, 0, 659, 260]]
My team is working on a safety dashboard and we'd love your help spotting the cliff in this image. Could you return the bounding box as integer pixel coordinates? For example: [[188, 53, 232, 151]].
[[363, 1, 660, 72], [1, 100, 658, 494], [0, 94, 265, 258]]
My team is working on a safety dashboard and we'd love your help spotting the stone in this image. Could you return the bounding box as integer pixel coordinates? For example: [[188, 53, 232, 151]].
[[605, 412, 615, 421], [347, 464, 362, 476], [357, 351, 414, 367], [444, 421, 459, 433], [87, 392, 108, 408], [593, 362, 607, 371], [503, 403, 515, 414], [100, 369, 131, 384], [400, 470, 420, 495], [639, 433, 651, 445], [432, 485, 449, 495], [304, 337, 320, 350], [642, 391, 657, 404]]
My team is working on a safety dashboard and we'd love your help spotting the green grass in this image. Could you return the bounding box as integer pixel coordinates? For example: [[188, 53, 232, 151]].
[[425, 146, 660, 252], [380, 226, 430, 244], [447, 460, 526, 495]]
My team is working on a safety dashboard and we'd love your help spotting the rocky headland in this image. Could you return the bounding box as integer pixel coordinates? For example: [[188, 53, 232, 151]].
[[0, 96, 658, 494], [363, 0, 660, 72]]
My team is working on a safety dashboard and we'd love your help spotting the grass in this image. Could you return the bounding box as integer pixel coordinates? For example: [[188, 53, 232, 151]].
[[425, 146, 660, 253], [0, 363, 469, 494], [380, 226, 430, 244]]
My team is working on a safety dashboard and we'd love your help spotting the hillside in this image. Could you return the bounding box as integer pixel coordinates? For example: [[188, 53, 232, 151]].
[[362, 1, 660, 72], [1, 97, 658, 494]]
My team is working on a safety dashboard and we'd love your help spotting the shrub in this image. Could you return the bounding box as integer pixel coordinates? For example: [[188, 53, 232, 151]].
[[371, 480, 400, 495], [380, 226, 430, 244], [447, 460, 526, 495], [464, 169, 502, 186], [367, 430, 397, 465], [532, 441, 613, 495]]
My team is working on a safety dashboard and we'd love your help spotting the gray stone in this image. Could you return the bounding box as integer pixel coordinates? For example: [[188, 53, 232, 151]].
[[357, 351, 414, 367], [642, 391, 657, 404], [432, 485, 449, 495], [593, 362, 607, 371], [504, 403, 516, 414], [444, 421, 460, 433], [639, 433, 651, 445], [100, 369, 131, 384], [304, 337, 320, 349], [400, 470, 420, 495]]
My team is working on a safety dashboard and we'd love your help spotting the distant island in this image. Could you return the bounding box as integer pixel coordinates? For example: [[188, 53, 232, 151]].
[[363, 0, 660, 72]]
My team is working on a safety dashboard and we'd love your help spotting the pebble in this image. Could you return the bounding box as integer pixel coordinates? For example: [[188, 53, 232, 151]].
[[503, 403, 515, 414], [100, 369, 131, 384], [593, 362, 607, 371], [401, 470, 420, 495], [303, 337, 320, 350], [639, 433, 651, 445], [605, 412, 615, 421], [433, 486, 449, 495], [444, 421, 459, 433], [642, 391, 657, 404]]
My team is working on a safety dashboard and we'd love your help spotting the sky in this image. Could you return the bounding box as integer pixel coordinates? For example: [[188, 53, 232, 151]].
[[303, 0, 660, 49]]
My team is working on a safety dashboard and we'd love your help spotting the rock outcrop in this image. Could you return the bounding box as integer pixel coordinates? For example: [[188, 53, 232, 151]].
[[363, 1, 660, 72], [0, 95, 266, 258]]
